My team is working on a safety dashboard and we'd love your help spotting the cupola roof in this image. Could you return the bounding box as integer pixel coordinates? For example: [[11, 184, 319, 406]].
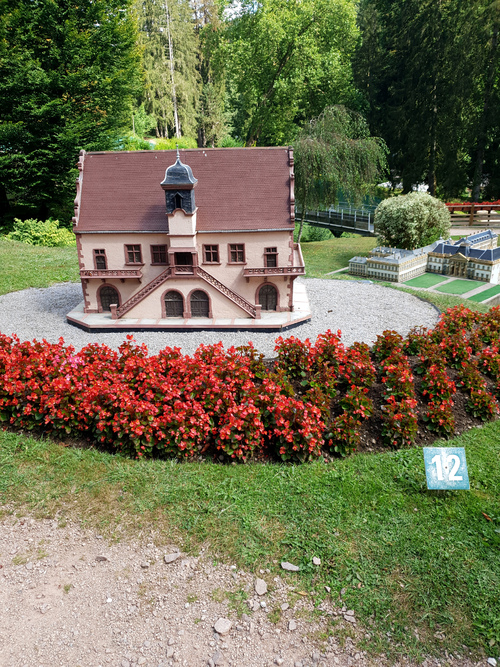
[[160, 148, 197, 190]]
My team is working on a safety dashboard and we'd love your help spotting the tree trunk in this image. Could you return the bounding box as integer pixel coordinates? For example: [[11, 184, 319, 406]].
[[198, 125, 206, 148], [296, 209, 306, 244], [165, 1, 180, 139], [245, 125, 260, 147], [0, 182, 11, 224], [39, 201, 50, 220], [472, 24, 498, 202], [428, 88, 438, 197]]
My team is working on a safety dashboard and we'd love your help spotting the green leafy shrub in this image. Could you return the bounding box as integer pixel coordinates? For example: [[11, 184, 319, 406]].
[[154, 137, 198, 150], [6, 218, 75, 247], [119, 135, 153, 151], [294, 222, 332, 242], [218, 136, 245, 148], [374, 192, 451, 249]]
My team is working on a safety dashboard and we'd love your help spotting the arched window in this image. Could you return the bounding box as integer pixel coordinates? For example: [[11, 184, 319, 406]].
[[174, 193, 182, 210], [164, 291, 184, 318], [99, 285, 119, 311], [258, 284, 277, 311], [190, 290, 209, 317]]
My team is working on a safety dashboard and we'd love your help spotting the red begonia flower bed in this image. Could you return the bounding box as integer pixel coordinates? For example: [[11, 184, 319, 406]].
[[1, 304, 499, 462]]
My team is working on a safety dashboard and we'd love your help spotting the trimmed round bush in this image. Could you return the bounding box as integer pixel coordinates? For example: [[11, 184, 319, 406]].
[[374, 192, 451, 249]]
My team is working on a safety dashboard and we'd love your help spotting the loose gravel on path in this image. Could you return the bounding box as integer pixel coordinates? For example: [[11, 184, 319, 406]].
[[0, 279, 440, 356], [0, 515, 484, 667]]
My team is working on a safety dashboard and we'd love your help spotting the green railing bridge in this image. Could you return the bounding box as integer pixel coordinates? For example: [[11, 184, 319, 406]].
[[297, 203, 376, 237]]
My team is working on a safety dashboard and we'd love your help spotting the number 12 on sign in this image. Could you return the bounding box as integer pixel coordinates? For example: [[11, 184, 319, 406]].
[[423, 447, 470, 490]]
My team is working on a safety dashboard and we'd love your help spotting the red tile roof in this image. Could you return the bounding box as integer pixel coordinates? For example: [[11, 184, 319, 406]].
[[76, 147, 294, 233]]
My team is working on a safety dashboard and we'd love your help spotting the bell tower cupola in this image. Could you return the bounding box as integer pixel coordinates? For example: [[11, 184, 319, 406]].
[[160, 148, 197, 214]]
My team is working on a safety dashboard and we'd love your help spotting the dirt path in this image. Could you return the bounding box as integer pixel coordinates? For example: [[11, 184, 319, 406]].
[[0, 513, 485, 667]]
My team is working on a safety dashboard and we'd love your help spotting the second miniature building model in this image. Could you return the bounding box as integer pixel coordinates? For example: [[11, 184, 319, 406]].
[[68, 147, 308, 330], [349, 230, 500, 283]]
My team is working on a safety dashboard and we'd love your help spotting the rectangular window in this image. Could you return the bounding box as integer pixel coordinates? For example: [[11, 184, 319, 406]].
[[151, 245, 167, 265], [125, 244, 142, 264], [203, 244, 219, 263], [229, 243, 245, 263], [93, 249, 107, 270], [264, 247, 278, 268]]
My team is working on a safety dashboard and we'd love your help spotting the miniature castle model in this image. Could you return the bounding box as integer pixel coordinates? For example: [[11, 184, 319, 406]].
[[349, 230, 500, 283], [68, 147, 309, 331]]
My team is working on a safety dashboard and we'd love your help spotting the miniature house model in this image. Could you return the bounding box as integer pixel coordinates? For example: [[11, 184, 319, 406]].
[[349, 230, 500, 283], [67, 147, 310, 331]]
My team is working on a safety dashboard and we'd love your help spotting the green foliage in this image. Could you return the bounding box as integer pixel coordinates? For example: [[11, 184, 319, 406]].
[[131, 103, 157, 137], [353, 0, 500, 200], [293, 223, 332, 243], [293, 105, 388, 241], [5, 219, 75, 247], [135, 0, 201, 139], [0, 0, 142, 222], [226, 0, 359, 146], [196, 2, 229, 148], [374, 192, 451, 249], [294, 106, 388, 210], [153, 137, 198, 150], [119, 136, 153, 151], [218, 136, 245, 148]]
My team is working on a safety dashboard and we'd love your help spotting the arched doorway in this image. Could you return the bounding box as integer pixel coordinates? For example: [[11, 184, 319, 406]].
[[190, 290, 209, 317], [99, 285, 119, 311], [258, 284, 278, 311], [164, 291, 184, 317]]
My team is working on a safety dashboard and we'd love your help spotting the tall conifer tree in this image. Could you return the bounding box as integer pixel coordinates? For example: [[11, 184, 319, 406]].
[[0, 0, 141, 222]]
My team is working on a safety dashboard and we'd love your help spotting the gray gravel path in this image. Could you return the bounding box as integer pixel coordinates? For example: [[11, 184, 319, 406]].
[[0, 278, 440, 357]]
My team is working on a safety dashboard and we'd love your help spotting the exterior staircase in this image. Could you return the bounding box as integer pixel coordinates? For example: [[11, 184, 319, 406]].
[[113, 265, 258, 319], [114, 267, 172, 318], [195, 266, 257, 318]]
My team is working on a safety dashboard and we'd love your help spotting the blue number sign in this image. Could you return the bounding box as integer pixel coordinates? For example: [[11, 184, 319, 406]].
[[423, 447, 470, 490]]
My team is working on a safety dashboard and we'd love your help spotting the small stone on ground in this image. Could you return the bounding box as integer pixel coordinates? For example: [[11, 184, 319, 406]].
[[214, 618, 232, 636], [281, 562, 300, 572], [255, 577, 268, 595]]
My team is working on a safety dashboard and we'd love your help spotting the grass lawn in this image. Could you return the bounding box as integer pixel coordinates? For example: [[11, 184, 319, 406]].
[[468, 284, 500, 303], [1, 239, 499, 659], [301, 236, 377, 277], [435, 279, 484, 295], [1, 425, 499, 659], [395, 286, 490, 314], [403, 274, 449, 288], [0, 238, 79, 296]]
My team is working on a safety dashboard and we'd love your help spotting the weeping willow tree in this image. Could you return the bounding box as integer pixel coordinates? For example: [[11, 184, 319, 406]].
[[293, 106, 388, 241]]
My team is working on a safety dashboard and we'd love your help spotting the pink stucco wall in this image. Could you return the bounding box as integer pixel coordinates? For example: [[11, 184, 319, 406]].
[[79, 229, 299, 319]]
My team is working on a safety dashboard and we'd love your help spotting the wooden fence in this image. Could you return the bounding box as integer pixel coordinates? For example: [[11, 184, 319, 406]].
[[447, 203, 500, 227]]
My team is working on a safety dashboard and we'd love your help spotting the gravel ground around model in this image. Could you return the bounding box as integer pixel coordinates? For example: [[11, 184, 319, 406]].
[[0, 514, 486, 667], [0, 279, 440, 356]]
